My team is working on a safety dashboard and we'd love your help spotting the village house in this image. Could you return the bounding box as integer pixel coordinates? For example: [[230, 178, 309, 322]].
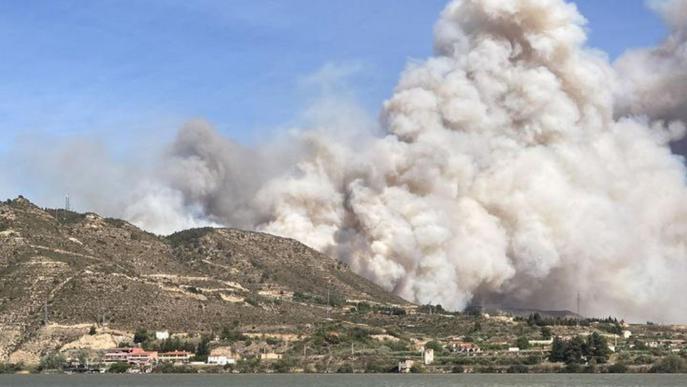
[[103, 348, 131, 363], [448, 341, 481, 354], [398, 359, 414, 373], [159, 350, 193, 364], [208, 347, 238, 366], [104, 347, 159, 367], [260, 353, 283, 361], [528, 339, 553, 347], [155, 330, 170, 340]]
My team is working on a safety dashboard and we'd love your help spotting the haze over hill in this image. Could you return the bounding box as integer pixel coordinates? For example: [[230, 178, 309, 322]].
[[2, 0, 687, 322]]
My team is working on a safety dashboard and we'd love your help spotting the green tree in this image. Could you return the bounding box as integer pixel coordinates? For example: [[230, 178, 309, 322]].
[[133, 328, 149, 344], [516, 336, 530, 350], [75, 350, 88, 366], [194, 335, 211, 362], [89, 326, 97, 335], [564, 336, 588, 364], [586, 332, 610, 363], [541, 327, 553, 340], [472, 321, 482, 332], [107, 362, 129, 373], [39, 353, 66, 371], [424, 341, 443, 352], [550, 336, 567, 362]]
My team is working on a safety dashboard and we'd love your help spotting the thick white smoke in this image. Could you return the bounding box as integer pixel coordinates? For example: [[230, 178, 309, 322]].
[[615, 0, 687, 153], [244, 0, 687, 322], [6, 0, 687, 321]]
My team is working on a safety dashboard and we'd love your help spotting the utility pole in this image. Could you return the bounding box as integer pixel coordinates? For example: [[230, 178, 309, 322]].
[[576, 291, 582, 327], [326, 279, 331, 320]]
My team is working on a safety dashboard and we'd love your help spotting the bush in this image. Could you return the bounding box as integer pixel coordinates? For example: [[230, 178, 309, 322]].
[[507, 364, 529, 373], [220, 327, 247, 343], [452, 365, 465, 373], [384, 340, 410, 352], [108, 362, 129, 373], [0, 363, 23, 374], [39, 353, 66, 371], [607, 362, 628, 373], [364, 358, 395, 373], [516, 336, 530, 350], [650, 355, 687, 373], [153, 363, 196, 373], [523, 355, 542, 365], [266, 337, 281, 346], [89, 326, 97, 335], [337, 363, 354, 373], [272, 358, 295, 373]]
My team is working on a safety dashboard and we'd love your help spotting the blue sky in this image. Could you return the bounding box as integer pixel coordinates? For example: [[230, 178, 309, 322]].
[[0, 0, 668, 154]]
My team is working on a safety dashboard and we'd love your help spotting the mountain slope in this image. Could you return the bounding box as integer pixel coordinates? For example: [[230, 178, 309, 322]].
[[0, 196, 408, 361]]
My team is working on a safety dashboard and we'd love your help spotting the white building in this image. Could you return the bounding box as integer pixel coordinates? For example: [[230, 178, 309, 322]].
[[159, 351, 192, 364], [529, 339, 553, 346], [260, 353, 283, 360], [398, 360, 414, 373], [423, 348, 434, 365], [155, 331, 170, 340], [208, 355, 236, 366]]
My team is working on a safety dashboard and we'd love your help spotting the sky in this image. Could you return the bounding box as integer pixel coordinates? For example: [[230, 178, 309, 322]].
[[0, 0, 669, 183]]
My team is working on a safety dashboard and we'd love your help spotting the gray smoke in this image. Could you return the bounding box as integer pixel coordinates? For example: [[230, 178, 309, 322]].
[[615, 0, 687, 154]]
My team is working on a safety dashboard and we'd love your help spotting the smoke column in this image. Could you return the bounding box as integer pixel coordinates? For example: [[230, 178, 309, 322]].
[[238, 0, 687, 322], [9, 0, 687, 321], [615, 0, 687, 155]]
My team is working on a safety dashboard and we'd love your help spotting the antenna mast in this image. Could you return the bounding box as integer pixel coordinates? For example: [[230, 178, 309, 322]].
[[577, 291, 581, 317]]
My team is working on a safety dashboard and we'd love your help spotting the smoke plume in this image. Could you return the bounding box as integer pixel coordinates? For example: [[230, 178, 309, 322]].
[[5, 0, 687, 322], [615, 0, 687, 154]]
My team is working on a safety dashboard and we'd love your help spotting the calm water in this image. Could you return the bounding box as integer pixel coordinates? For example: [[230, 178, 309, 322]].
[[1, 374, 686, 387]]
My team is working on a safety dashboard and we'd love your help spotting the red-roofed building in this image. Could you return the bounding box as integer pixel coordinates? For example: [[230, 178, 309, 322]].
[[104, 348, 158, 367], [449, 341, 481, 353]]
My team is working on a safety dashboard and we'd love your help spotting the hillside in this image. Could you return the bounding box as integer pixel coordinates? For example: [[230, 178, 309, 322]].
[[0, 196, 407, 362]]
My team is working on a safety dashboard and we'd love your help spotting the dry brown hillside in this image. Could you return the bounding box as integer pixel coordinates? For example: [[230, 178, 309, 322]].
[[0, 196, 407, 361]]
